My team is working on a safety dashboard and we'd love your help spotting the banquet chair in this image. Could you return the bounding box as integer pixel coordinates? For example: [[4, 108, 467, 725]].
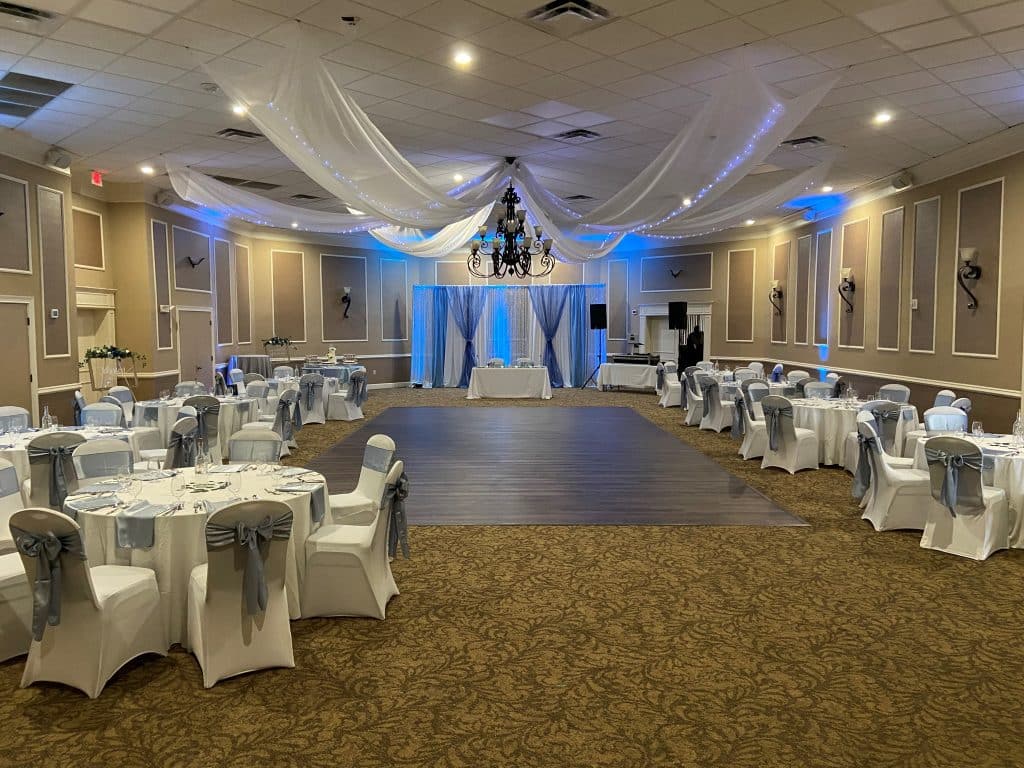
[[328, 370, 367, 422], [760, 396, 818, 474], [297, 373, 326, 425], [920, 436, 1010, 560], [735, 391, 768, 461], [229, 368, 246, 394], [246, 381, 271, 415], [182, 395, 220, 460], [733, 367, 757, 382], [742, 380, 770, 420], [106, 386, 136, 425], [854, 413, 932, 531], [658, 363, 682, 408], [82, 402, 125, 427], [748, 362, 764, 377], [263, 390, 301, 456], [98, 396, 129, 427], [696, 361, 714, 372], [273, 365, 294, 380], [951, 397, 972, 415], [139, 416, 199, 470], [12, 508, 167, 697], [786, 370, 810, 383], [213, 371, 230, 397], [24, 432, 86, 509], [832, 377, 852, 398], [683, 369, 704, 427], [0, 458, 26, 554], [803, 381, 833, 399], [699, 379, 733, 433], [924, 406, 968, 434], [515, 358, 535, 368], [825, 372, 839, 383], [792, 378, 811, 398], [770, 364, 784, 383], [843, 400, 915, 479], [303, 460, 404, 620], [227, 428, 282, 464], [72, 391, 86, 426], [879, 383, 911, 403], [0, 406, 30, 433], [327, 434, 396, 525], [174, 381, 207, 397], [0, 552, 32, 661], [243, 372, 266, 386], [933, 389, 956, 408], [188, 500, 295, 688], [486, 358, 505, 368], [72, 439, 133, 480]]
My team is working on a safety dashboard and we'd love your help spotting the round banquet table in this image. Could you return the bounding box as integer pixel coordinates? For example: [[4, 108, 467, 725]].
[[228, 354, 273, 378], [133, 396, 261, 457], [68, 466, 326, 647], [271, 376, 341, 408], [0, 426, 139, 483], [912, 434, 1024, 547], [300, 363, 362, 385], [792, 399, 918, 466], [719, 381, 792, 399]]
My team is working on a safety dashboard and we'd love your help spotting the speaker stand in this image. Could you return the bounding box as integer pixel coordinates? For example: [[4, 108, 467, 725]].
[[580, 329, 606, 390]]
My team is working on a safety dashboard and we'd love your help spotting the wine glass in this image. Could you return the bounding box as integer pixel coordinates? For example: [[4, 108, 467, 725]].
[[972, 421, 984, 438]]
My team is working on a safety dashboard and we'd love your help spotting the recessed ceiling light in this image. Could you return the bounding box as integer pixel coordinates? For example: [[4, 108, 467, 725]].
[[821, 185, 833, 192], [290, 221, 298, 229], [683, 197, 692, 207], [453, 173, 463, 182], [744, 219, 755, 226], [232, 103, 247, 116], [873, 110, 892, 125], [453, 49, 473, 67], [140, 164, 154, 175]]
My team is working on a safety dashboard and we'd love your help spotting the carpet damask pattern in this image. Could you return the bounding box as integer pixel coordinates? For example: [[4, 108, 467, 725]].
[[1, 388, 1022, 768]]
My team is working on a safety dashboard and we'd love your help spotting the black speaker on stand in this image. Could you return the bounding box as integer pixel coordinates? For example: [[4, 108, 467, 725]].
[[668, 301, 687, 374], [581, 303, 608, 389]]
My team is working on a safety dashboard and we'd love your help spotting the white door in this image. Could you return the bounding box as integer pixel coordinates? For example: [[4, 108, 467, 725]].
[[177, 309, 214, 388]]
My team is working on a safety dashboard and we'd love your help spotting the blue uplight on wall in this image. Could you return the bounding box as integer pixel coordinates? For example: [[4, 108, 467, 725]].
[[783, 193, 848, 221]]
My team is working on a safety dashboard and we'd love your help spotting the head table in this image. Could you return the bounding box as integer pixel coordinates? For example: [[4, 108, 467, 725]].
[[0, 426, 139, 483], [467, 366, 552, 400], [64, 465, 326, 648]]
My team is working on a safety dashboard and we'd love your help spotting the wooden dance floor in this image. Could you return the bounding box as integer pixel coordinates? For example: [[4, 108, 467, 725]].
[[307, 407, 806, 526]]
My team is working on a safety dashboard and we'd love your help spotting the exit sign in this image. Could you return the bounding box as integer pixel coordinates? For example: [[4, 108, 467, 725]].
[[90, 170, 104, 187]]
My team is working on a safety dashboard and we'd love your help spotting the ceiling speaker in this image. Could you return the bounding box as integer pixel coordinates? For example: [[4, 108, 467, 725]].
[[154, 190, 176, 207], [891, 172, 914, 191], [43, 147, 71, 169]]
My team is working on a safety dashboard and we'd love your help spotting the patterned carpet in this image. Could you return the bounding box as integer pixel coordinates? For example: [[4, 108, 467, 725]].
[[2, 387, 1023, 768]]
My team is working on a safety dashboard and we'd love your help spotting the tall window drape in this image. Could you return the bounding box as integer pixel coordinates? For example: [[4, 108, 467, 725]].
[[446, 286, 487, 387], [528, 285, 569, 388], [568, 285, 589, 387], [431, 288, 448, 389]]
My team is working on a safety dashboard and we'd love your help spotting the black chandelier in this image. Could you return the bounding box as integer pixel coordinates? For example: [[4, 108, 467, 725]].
[[468, 184, 554, 279]]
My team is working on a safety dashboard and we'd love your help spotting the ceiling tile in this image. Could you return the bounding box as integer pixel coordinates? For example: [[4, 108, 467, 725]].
[[518, 120, 573, 137], [63, 85, 135, 107], [326, 42, 409, 72], [932, 55, 1013, 82], [616, 39, 700, 71], [406, 0, 506, 38], [14, 57, 95, 84], [908, 37, 996, 67], [983, 26, 1024, 52], [632, 0, 727, 36], [78, 0, 174, 34], [857, 0, 949, 32], [347, 73, 420, 99], [361, 20, 456, 56], [482, 20, 559, 56], [966, 2, 1024, 33], [573, 20, 663, 55], [29, 39, 119, 70], [481, 111, 541, 128], [953, 69, 1024, 94], [907, 95, 977, 114], [744, 0, 841, 35], [676, 18, 766, 54], [0, 29, 41, 55], [557, 110, 615, 128], [186, 0, 286, 37], [657, 57, 732, 85], [867, 70, 942, 94], [813, 36, 899, 67], [884, 18, 973, 51], [521, 100, 579, 119], [156, 19, 248, 54], [606, 73, 678, 97], [970, 84, 1024, 105], [886, 83, 959, 104], [223, 38, 282, 66], [104, 56, 187, 84], [564, 58, 644, 86], [50, 20, 144, 54], [778, 17, 874, 53]]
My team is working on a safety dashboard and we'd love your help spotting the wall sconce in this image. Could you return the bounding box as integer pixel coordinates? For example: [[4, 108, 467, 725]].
[[957, 247, 981, 309], [339, 286, 352, 318], [769, 279, 784, 315], [837, 267, 855, 313]]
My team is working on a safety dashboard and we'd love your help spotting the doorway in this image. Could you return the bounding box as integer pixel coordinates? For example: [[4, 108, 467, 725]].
[[0, 298, 36, 418], [177, 308, 214, 388]]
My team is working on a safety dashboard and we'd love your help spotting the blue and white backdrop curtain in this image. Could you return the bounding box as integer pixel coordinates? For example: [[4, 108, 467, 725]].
[[412, 285, 606, 389]]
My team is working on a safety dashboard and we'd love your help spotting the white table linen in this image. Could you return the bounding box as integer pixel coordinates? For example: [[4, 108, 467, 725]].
[[467, 367, 552, 399], [69, 466, 325, 647], [912, 435, 1024, 547], [134, 396, 261, 458], [792, 399, 918, 466], [0, 427, 139, 483], [597, 363, 659, 391]]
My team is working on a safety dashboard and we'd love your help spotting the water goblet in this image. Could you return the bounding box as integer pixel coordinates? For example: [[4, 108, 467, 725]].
[[972, 421, 984, 438]]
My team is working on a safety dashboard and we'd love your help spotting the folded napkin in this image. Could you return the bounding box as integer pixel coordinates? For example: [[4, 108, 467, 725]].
[[207, 464, 246, 474], [276, 482, 325, 523], [278, 467, 308, 477], [77, 481, 125, 494], [204, 499, 232, 516], [116, 501, 174, 549], [135, 469, 176, 481], [65, 495, 121, 519]]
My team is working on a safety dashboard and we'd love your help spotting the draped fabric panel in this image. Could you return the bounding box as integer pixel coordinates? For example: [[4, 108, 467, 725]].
[[412, 285, 605, 388], [528, 285, 569, 388], [446, 286, 487, 388]]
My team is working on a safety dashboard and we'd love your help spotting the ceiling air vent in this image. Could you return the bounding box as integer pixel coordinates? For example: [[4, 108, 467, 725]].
[[524, 0, 612, 38], [0, 1, 54, 22], [215, 127, 264, 143], [564, 194, 593, 200], [781, 135, 826, 149], [290, 193, 323, 201], [210, 175, 280, 191], [553, 127, 601, 144], [0, 71, 71, 118]]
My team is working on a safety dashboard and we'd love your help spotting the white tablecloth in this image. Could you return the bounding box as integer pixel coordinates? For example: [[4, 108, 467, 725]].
[[0, 427, 139, 483], [597, 363, 659, 391], [912, 435, 1024, 547], [271, 376, 340, 408], [792, 399, 918, 466], [467, 367, 552, 399], [68, 466, 325, 646], [134, 396, 261, 457]]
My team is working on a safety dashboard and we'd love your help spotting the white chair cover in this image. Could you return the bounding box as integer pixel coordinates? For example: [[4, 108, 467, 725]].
[[72, 438, 133, 480], [82, 402, 124, 427], [803, 382, 833, 399], [26, 433, 85, 509], [733, 368, 756, 382], [786, 370, 810, 382], [273, 366, 294, 379], [699, 379, 733, 433], [951, 397, 972, 414], [696, 362, 714, 371], [825, 372, 839, 383], [174, 381, 207, 397], [11, 507, 167, 697], [924, 406, 968, 435], [0, 552, 32, 661], [243, 372, 266, 385], [854, 413, 931, 531], [182, 395, 220, 460], [106, 386, 135, 425], [302, 460, 404, 619], [760, 395, 819, 474], [188, 501, 294, 687], [228, 368, 246, 393], [933, 389, 956, 408], [0, 458, 25, 555], [683, 369, 704, 426], [0, 406, 31, 433], [879, 383, 911, 403], [735, 393, 768, 461], [297, 373, 326, 425], [245, 381, 271, 414], [227, 428, 283, 464], [327, 435, 395, 525], [747, 362, 764, 376]]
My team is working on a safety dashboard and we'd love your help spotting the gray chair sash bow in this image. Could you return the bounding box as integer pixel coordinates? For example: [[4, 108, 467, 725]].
[[384, 472, 410, 559], [732, 394, 745, 439], [852, 433, 876, 499], [656, 363, 665, 391], [924, 448, 987, 517], [762, 404, 792, 452], [871, 407, 901, 452], [11, 526, 86, 640], [273, 398, 297, 441], [206, 511, 293, 615], [214, 372, 228, 396], [194, 404, 220, 446], [347, 373, 368, 407], [167, 429, 199, 469], [27, 445, 75, 508], [300, 379, 323, 411], [72, 396, 84, 427]]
